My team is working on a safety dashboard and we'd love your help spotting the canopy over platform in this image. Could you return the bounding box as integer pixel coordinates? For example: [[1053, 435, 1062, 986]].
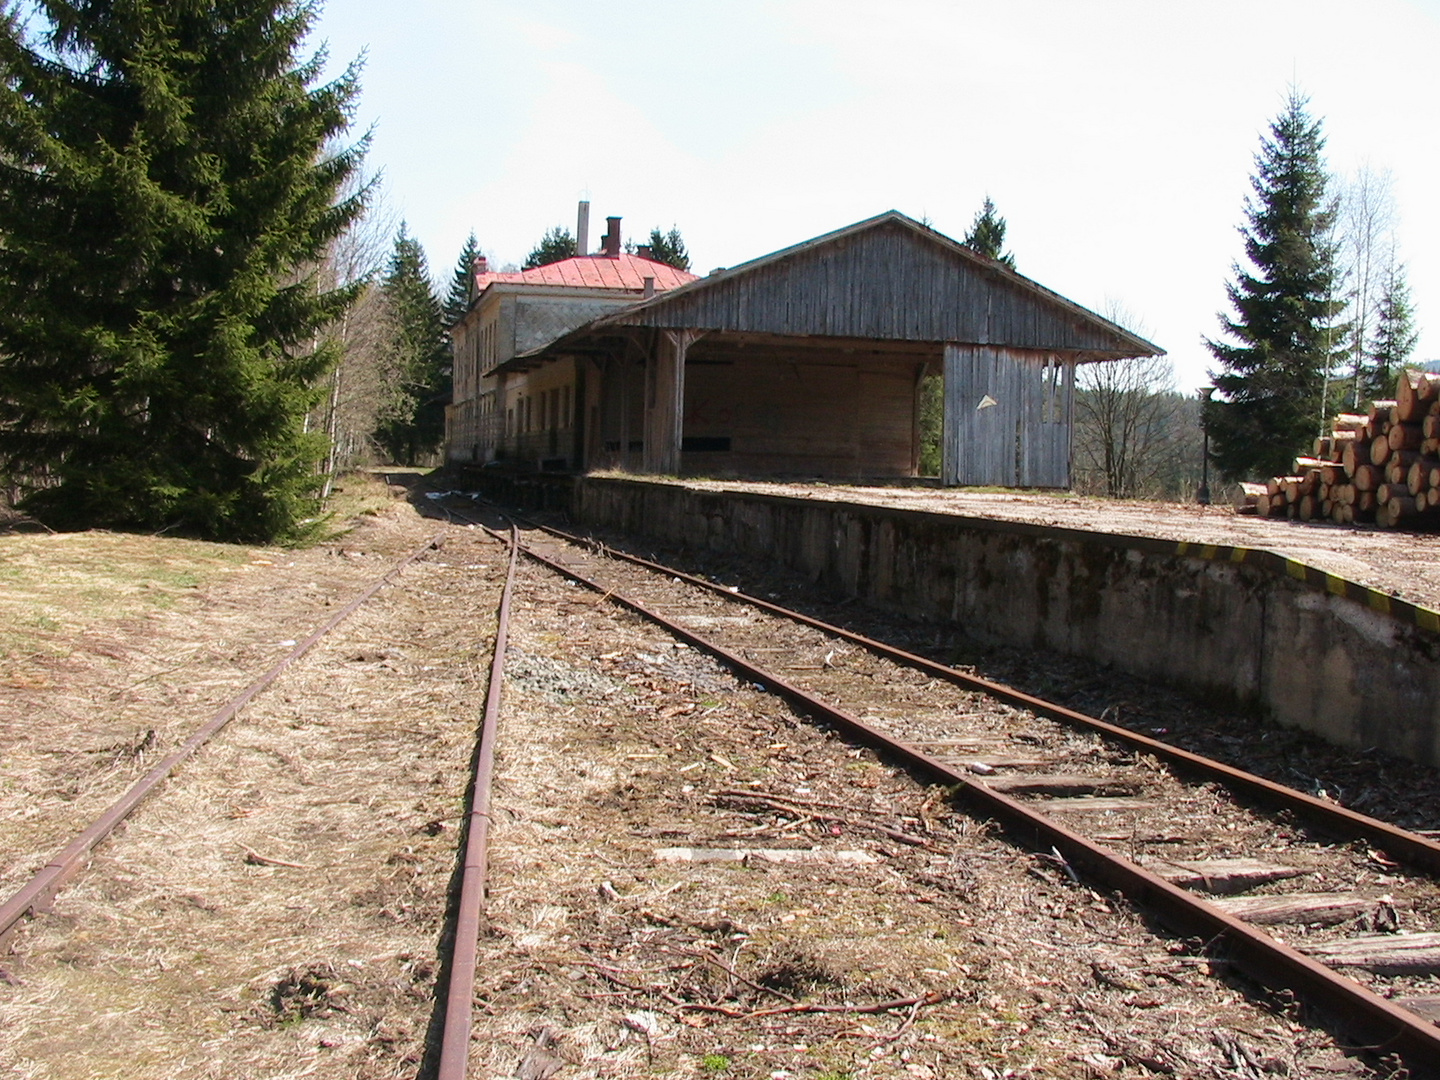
[[479, 211, 1163, 485]]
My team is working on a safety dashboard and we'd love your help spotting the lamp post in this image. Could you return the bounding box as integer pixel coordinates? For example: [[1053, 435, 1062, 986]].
[[1197, 386, 1215, 506]]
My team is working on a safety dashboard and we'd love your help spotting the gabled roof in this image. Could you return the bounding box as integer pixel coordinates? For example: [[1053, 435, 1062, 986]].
[[475, 253, 697, 294], [576, 210, 1161, 359], [500, 211, 1163, 368]]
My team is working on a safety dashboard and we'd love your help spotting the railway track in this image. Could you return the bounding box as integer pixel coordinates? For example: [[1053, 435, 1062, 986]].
[[0, 528, 449, 946], [7, 492, 1440, 1076], [443, 498, 1440, 1076], [0, 514, 513, 1075]]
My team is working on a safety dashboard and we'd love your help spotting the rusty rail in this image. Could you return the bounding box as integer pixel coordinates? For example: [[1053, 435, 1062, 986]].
[[450, 506, 1440, 1074], [436, 524, 519, 1080], [523, 518, 1440, 879], [0, 529, 446, 944]]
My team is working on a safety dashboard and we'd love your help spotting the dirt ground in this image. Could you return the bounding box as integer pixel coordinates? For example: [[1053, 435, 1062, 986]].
[[672, 480, 1440, 611], [474, 542, 1397, 1079], [1, 478, 487, 1078], [0, 475, 1415, 1078]]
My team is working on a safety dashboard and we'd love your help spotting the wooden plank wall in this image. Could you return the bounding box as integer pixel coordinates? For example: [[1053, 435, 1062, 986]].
[[1018, 356, 1073, 487], [642, 331, 691, 475], [614, 219, 1137, 354], [589, 355, 646, 472], [682, 354, 918, 477], [943, 345, 1073, 488]]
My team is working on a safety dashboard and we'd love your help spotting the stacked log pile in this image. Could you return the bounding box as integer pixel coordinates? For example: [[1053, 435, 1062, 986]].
[[1237, 371, 1440, 529]]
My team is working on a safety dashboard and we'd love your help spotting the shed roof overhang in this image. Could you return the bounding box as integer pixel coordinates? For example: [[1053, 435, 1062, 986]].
[[495, 210, 1164, 372]]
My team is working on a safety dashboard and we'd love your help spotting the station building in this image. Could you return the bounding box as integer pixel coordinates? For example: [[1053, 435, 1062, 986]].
[[446, 209, 1161, 488]]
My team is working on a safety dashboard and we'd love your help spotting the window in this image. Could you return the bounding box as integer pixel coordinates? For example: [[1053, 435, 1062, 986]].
[[480, 320, 497, 371]]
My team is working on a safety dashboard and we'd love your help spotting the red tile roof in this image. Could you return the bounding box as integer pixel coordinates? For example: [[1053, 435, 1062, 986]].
[[476, 253, 697, 294]]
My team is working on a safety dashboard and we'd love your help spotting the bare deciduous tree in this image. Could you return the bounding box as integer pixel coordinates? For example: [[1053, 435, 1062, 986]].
[[1339, 165, 1397, 409], [1073, 304, 1199, 499], [306, 179, 409, 494]]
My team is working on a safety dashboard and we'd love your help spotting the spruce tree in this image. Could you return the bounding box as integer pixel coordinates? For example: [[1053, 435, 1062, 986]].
[[373, 225, 447, 464], [963, 196, 1015, 269], [1205, 91, 1346, 480], [523, 226, 576, 269], [0, 0, 367, 541], [443, 232, 480, 328], [646, 226, 690, 271], [1364, 265, 1419, 402]]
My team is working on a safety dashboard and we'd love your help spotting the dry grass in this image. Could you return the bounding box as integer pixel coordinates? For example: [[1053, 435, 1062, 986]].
[[0, 471, 413, 673], [319, 469, 427, 537], [0, 476, 443, 897], [0, 496, 499, 1078], [0, 531, 255, 668]]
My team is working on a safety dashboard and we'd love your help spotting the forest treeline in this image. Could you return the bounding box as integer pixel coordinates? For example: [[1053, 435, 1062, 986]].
[[0, 1, 1418, 539]]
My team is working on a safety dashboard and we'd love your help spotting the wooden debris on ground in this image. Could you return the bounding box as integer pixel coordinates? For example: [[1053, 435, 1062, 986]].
[[1148, 857, 1306, 894], [652, 846, 877, 864], [1210, 892, 1406, 926], [1301, 931, 1440, 975]]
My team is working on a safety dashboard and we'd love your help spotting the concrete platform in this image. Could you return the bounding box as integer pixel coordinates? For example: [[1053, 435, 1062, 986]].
[[668, 479, 1440, 613], [552, 476, 1440, 769]]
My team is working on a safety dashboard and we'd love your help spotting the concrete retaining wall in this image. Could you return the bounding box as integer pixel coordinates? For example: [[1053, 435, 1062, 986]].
[[568, 477, 1440, 768]]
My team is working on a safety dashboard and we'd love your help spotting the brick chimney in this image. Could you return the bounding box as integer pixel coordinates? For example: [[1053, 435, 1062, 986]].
[[602, 216, 622, 258], [474, 255, 488, 275]]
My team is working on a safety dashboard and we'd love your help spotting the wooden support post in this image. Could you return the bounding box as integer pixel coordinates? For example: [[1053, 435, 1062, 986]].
[[643, 330, 699, 475], [618, 357, 630, 471], [941, 344, 961, 486], [573, 361, 589, 470]]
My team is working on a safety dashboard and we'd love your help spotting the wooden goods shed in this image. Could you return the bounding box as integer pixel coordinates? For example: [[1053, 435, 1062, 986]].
[[493, 211, 1162, 486]]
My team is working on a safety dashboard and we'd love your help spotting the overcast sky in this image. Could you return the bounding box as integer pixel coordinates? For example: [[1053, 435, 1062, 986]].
[[311, 0, 1440, 391]]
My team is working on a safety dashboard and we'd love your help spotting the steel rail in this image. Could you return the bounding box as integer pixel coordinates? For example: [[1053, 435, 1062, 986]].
[[517, 517, 1440, 879], [0, 529, 447, 944], [436, 525, 519, 1080], [457, 511, 1440, 1074]]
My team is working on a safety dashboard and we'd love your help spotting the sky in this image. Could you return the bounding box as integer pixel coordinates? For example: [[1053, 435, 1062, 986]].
[[310, 0, 1440, 392]]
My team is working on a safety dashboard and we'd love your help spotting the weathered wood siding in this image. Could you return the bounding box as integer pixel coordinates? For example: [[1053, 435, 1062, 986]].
[[1019, 355, 1073, 487], [943, 345, 1073, 488], [589, 356, 646, 472], [608, 219, 1136, 354], [642, 332, 689, 475], [682, 354, 918, 477]]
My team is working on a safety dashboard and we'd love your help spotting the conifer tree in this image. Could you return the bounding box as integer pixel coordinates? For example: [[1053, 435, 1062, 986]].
[[1205, 91, 1346, 480], [646, 226, 691, 271], [523, 226, 576, 269], [963, 196, 1015, 269], [373, 224, 447, 464], [0, 0, 367, 541], [443, 232, 480, 327], [1364, 265, 1419, 402]]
